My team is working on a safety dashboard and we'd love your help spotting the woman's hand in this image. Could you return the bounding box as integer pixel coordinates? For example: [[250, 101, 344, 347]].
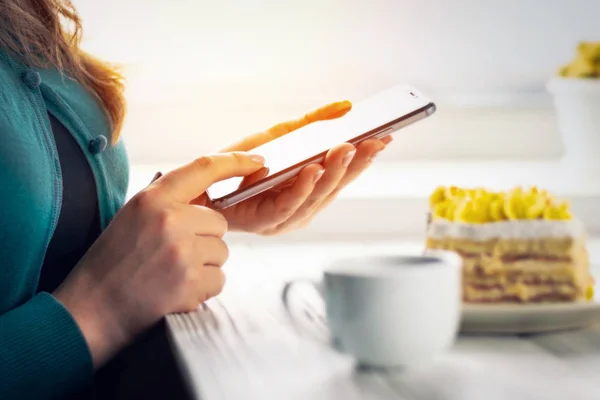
[[199, 101, 392, 235], [53, 152, 265, 368]]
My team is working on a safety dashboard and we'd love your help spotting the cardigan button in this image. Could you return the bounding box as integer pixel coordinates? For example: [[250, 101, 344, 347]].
[[89, 135, 108, 154], [22, 70, 42, 90]]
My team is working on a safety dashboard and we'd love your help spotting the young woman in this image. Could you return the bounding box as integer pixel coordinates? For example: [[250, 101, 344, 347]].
[[0, 1, 391, 399]]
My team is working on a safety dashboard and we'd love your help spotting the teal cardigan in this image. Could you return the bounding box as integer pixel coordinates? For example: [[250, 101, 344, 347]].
[[0, 51, 129, 399]]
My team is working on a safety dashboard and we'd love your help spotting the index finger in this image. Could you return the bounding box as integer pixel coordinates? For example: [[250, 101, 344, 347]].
[[221, 100, 352, 152], [152, 152, 265, 203]]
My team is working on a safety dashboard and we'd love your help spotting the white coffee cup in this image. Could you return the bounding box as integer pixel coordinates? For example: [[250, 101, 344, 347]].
[[282, 251, 462, 368]]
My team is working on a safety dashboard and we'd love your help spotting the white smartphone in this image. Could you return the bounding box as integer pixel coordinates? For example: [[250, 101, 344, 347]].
[[207, 84, 436, 209]]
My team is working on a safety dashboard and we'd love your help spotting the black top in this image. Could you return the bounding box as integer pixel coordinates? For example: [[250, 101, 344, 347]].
[[37, 117, 192, 400], [37, 113, 101, 293]]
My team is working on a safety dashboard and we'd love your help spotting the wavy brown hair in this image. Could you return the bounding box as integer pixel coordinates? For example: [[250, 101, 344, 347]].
[[0, 0, 126, 142]]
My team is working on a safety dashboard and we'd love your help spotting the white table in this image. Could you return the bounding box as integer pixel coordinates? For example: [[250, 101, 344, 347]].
[[167, 240, 600, 400]]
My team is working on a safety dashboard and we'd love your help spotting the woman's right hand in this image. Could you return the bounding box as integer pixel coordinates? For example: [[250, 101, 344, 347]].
[[53, 152, 266, 368]]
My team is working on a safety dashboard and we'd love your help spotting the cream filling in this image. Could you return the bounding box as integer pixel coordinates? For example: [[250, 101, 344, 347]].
[[466, 275, 575, 286], [462, 257, 584, 274], [465, 282, 580, 301], [427, 218, 586, 241]]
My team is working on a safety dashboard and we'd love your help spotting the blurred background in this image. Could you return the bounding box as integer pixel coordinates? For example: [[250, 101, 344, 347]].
[[76, 0, 600, 163], [74, 0, 600, 238]]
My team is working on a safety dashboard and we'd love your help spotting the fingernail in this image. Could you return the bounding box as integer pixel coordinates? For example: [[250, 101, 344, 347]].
[[151, 171, 163, 183], [342, 149, 356, 167], [250, 154, 265, 164], [313, 169, 325, 183]]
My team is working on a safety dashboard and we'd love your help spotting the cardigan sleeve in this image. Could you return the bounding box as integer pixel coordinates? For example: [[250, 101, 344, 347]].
[[0, 292, 94, 400]]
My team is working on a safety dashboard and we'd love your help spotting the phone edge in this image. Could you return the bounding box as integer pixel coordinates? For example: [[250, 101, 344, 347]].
[[210, 101, 436, 210]]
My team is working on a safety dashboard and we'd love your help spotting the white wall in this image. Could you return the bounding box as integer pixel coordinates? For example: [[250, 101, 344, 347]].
[[75, 0, 600, 164]]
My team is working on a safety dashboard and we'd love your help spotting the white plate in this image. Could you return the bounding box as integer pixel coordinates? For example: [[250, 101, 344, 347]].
[[461, 292, 600, 334]]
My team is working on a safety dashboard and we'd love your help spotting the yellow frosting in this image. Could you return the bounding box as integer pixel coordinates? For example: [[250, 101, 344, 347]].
[[587, 284, 595, 301], [430, 186, 572, 223], [587, 276, 596, 301], [559, 41, 600, 78]]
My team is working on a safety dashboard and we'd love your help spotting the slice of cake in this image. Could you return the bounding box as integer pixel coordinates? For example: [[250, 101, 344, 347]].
[[425, 186, 594, 303]]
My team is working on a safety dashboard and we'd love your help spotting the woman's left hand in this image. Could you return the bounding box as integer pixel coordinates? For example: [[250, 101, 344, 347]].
[[195, 101, 392, 235]]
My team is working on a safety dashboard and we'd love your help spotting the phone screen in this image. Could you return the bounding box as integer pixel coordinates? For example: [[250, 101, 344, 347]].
[[206, 84, 432, 202]]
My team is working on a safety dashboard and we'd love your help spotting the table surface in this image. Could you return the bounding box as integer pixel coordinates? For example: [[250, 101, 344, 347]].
[[167, 240, 600, 400]]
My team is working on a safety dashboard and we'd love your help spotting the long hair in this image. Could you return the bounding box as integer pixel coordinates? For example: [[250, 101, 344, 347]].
[[0, 0, 126, 142]]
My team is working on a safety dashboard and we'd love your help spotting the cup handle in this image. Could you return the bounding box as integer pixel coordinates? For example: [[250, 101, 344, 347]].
[[281, 279, 330, 342]]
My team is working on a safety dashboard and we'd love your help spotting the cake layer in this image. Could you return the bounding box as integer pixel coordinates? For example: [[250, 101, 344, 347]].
[[464, 282, 584, 303], [465, 270, 581, 286], [462, 257, 588, 275], [467, 293, 579, 303], [426, 235, 591, 303], [426, 237, 586, 259], [462, 257, 589, 287], [462, 266, 589, 303]]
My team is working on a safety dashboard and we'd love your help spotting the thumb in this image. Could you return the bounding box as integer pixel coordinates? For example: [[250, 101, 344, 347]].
[[152, 152, 266, 203]]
